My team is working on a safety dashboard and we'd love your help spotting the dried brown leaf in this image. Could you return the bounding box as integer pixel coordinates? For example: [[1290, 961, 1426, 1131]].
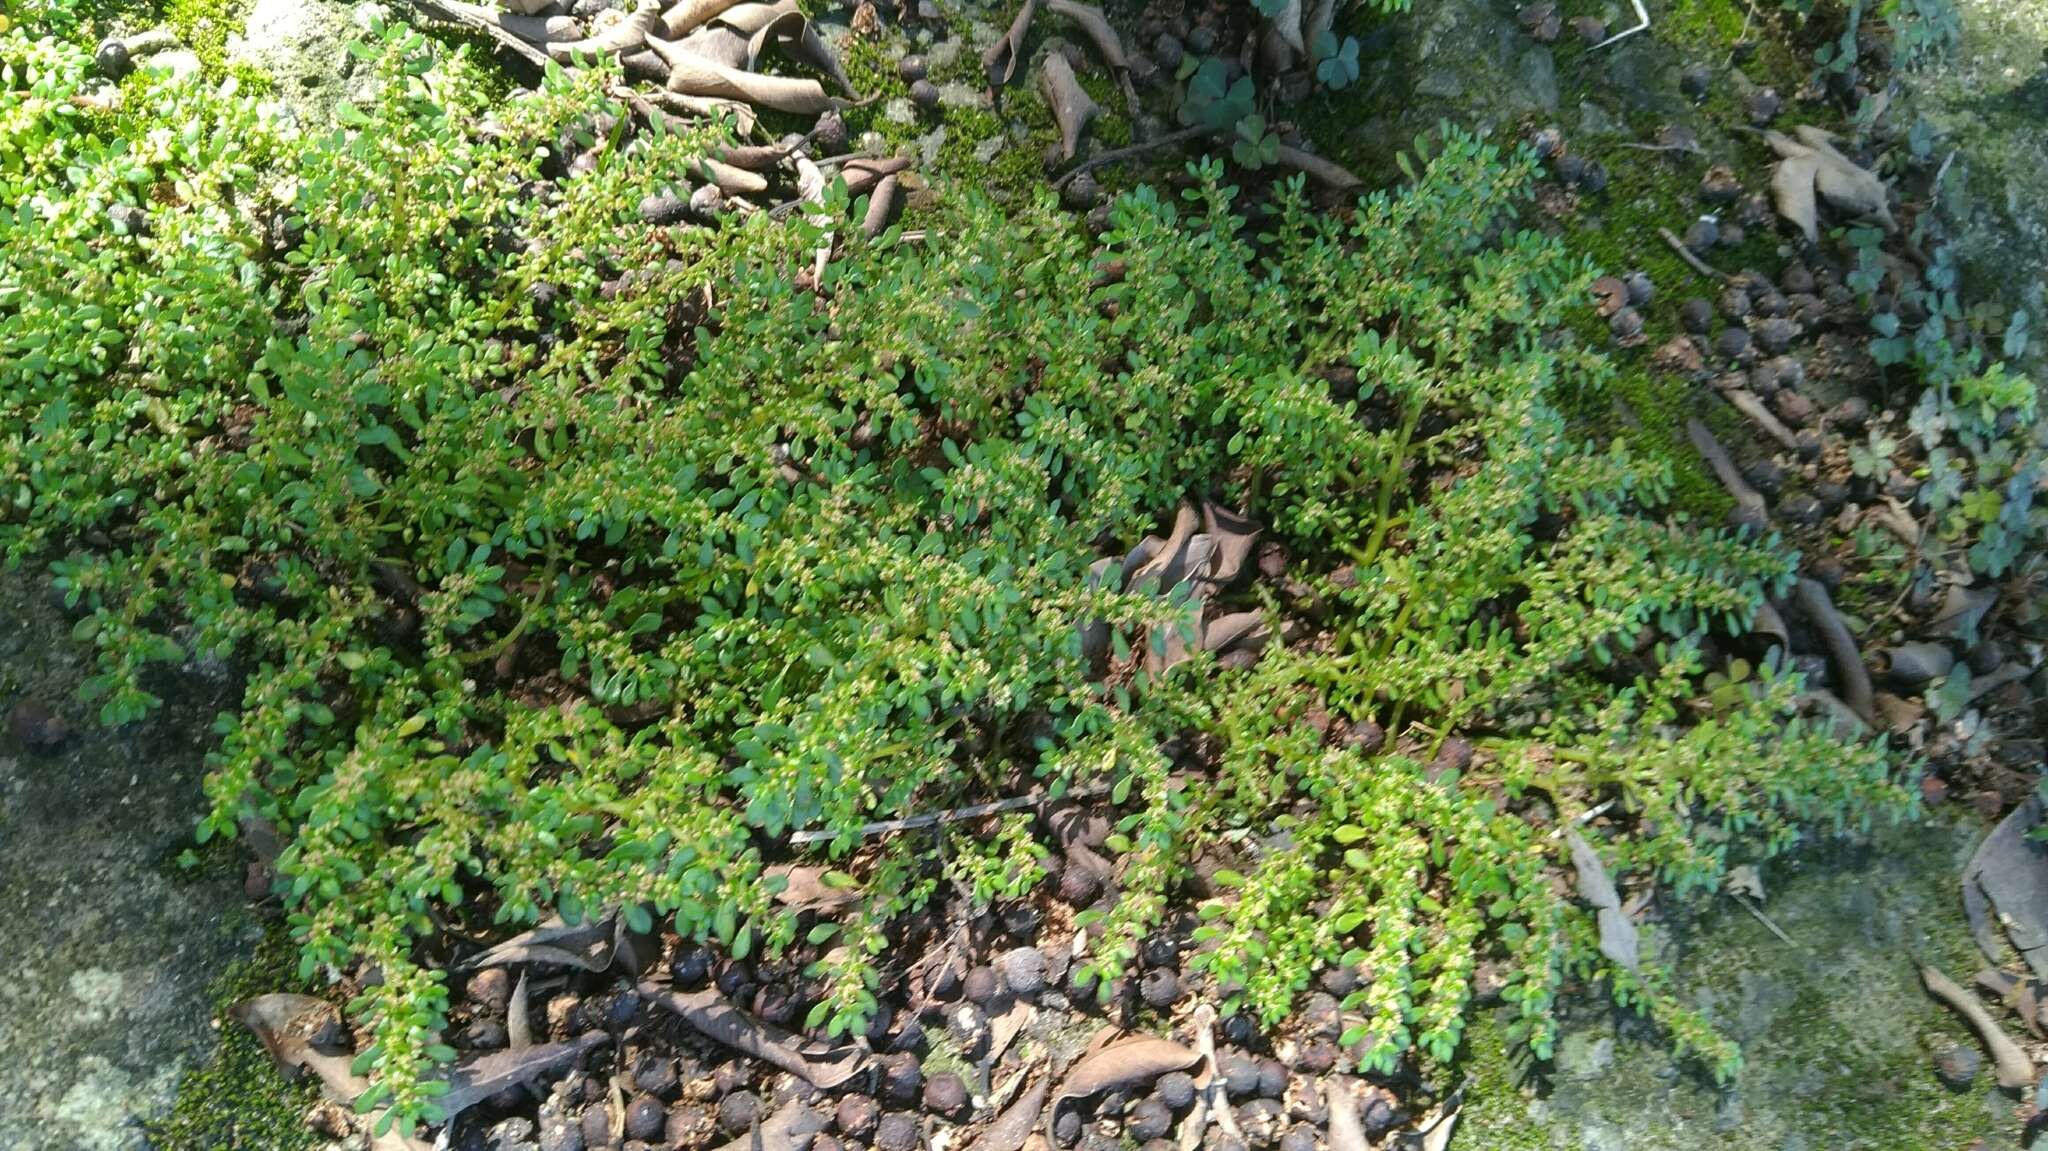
[[1038, 53, 1099, 163], [641, 983, 870, 1088]]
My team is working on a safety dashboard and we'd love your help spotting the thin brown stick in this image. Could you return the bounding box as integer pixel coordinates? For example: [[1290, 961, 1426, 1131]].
[[1922, 964, 2036, 1089], [787, 783, 1109, 845], [1659, 226, 1732, 283], [1051, 126, 1210, 190]]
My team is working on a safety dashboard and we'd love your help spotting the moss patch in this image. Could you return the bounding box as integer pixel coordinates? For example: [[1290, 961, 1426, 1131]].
[[143, 926, 323, 1151], [1457, 818, 2022, 1151]]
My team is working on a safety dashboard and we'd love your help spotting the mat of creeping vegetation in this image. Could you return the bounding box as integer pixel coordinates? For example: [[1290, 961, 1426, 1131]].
[[0, 14, 1952, 1151]]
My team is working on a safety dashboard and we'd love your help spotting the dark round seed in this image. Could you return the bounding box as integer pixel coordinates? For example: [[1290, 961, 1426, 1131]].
[[963, 965, 1000, 1003], [1753, 317, 1797, 355], [1255, 1059, 1288, 1099], [717, 1091, 760, 1134], [1680, 63, 1712, 98], [1572, 15, 1605, 43], [837, 1094, 880, 1137], [1528, 126, 1564, 159], [1552, 153, 1585, 187], [633, 1057, 678, 1099], [1140, 967, 1182, 1009], [1127, 1097, 1173, 1140], [1829, 396, 1870, 433], [625, 1095, 665, 1142], [1153, 32, 1183, 71], [1158, 1071, 1197, 1110], [881, 1053, 923, 1106], [665, 1102, 711, 1146], [1680, 297, 1714, 334], [1714, 327, 1751, 361], [1578, 160, 1609, 193], [584, 1105, 615, 1147], [1000, 947, 1046, 996], [1609, 308, 1643, 341], [1747, 87, 1781, 125], [1280, 1126, 1319, 1151], [1218, 1053, 1261, 1099], [1294, 1039, 1338, 1074], [898, 54, 927, 82], [876, 1113, 921, 1151], [1683, 217, 1719, 254], [1221, 1013, 1258, 1047], [467, 968, 512, 1014], [910, 79, 940, 110], [1699, 166, 1742, 204], [923, 1071, 969, 1117]]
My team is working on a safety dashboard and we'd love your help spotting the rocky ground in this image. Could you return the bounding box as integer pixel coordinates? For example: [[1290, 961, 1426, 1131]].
[[0, 571, 269, 1151]]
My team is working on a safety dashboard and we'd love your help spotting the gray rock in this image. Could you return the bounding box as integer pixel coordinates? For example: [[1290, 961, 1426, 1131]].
[[227, 0, 361, 121]]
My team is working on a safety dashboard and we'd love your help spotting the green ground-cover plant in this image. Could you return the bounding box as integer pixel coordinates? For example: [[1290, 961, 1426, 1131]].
[[2, 13, 1917, 1137]]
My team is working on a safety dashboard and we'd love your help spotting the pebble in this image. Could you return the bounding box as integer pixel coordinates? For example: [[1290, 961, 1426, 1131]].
[[95, 37, 134, 80], [876, 1114, 921, 1151], [923, 1071, 969, 1117], [1518, 2, 1560, 41], [1780, 493, 1824, 525], [837, 1094, 880, 1137], [1152, 32, 1183, 71], [1747, 87, 1782, 125], [1128, 1098, 1173, 1140], [624, 1096, 665, 1142], [1743, 459, 1784, 499], [1140, 967, 1182, 1009], [1934, 1042, 1981, 1088], [467, 968, 512, 1014], [1158, 1071, 1198, 1110], [1000, 946, 1046, 996], [1773, 389, 1816, 427], [1680, 297, 1714, 334], [1052, 1108, 1083, 1145], [5, 699, 68, 749], [1680, 63, 1712, 98], [1622, 271, 1654, 306]]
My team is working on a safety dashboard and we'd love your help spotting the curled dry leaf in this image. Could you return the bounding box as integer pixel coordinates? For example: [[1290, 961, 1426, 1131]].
[[1591, 276, 1628, 318], [1686, 419, 1766, 520], [1567, 829, 1641, 971], [735, 3, 857, 96], [404, 0, 551, 67], [508, 970, 533, 1052], [1963, 797, 2048, 982], [1765, 126, 1895, 245], [647, 37, 836, 113], [547, 0, 663, 63], [1048, 1036, 1202, 1139], [840, 156, 914, 197], [438, 1032, 610, 1118], [1794, 578, 1876, 726], [464, 910, 621, 971], [694, 155, 772, 195], [983, 0, 1041, 92], [663, 0, 750, 37], [1922, 964, 2037, 1089], [428, 0, 583, 42], [768, 863, 863, 911], [1200, 501, 1260, 587], [969, 1073, 1052, 1151], [233, 994, 429, 1151], [861, 173, 903, 237], [1038, 53, 1100, 163], [640, 982, 871, 1088], [1928, 582, 1998, 640]]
